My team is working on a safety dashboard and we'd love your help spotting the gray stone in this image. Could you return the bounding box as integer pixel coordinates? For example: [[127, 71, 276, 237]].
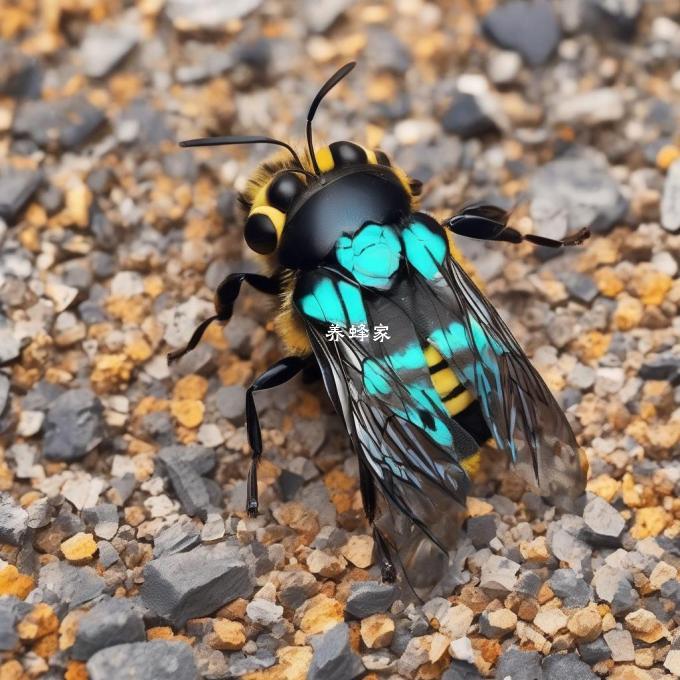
[[0, 168, 41, 223], [308, 623, 364, 680], [246, 599, 283, 626], [166, 0, 263, 28], [583, 496, 625, 545], [593, 565, 638, 615], [223, 316, 259, 358], [13, 96, 106, 150], [0, 493, 28, 546], [0, 596, 32, 651], [552, 88, 625, 125], [494, 647, 542, 680], [482, 0, 560, 66], [278, 570, 319, 609], [72, 598, 145, 659], [303, 0, 355, 33], [97, 541, 119, 568], [0, 40, 42, 97], [141, 543, 252, 627], [603, 628, 635, 662], [559, 271, 599, 305], [26, 497, 51, 529], [365, 28, 412, 74], [577, 637, 611, 664], [82, 504, 119, 540], [487, 50, 522, 85], [87, 640, 198, 680], [443, 93, 498, 139], [153, 518, 201, 558], [0, 329, 20, 365], [345, 581, 398, 618], [530, 152, 627, 236], [480, 555, 520, 596], [640, 353, 680, 382], [661, 159, 680, 232], [80, 22, 138, 78], [443, 660, 483, 680], [549, 569, 593, 608], [43, 388, 103, 461], [542, 652, 597, 679], [549, 527, 591, 571], [157, 445, 217, 518], [38, 562, 106, 610], [466, 514, 498, 549], [215, 386, 247, 424], [0, 374, 9, 415]]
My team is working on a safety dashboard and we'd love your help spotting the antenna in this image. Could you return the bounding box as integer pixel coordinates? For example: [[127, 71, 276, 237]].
[[179, 134, 307, 172], [306, 61, 356, 175]]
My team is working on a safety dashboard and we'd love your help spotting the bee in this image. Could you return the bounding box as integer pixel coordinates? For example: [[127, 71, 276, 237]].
[[169, 62, 590, 594]]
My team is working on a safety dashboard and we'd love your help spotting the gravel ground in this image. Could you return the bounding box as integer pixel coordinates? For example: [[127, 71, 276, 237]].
[[1, 1, 680, 679]]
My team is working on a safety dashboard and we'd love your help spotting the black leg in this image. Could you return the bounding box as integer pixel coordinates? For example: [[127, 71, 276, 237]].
[[358, 457, 396, 582], [245, 355, 311, 517], [167, 272, 280, 364], [444, 203, 590, 249]]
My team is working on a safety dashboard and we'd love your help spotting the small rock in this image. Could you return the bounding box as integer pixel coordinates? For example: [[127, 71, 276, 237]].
[[478, 608, 517, 638], [278, 570, 319, 609], [466, 514, 498, 549], [72, 598, 145, 659], [396, 635, 430, 677], [0, 167, 42, 223], [664, 650, 680, 676], [604, 628, 635, 662], [215, 386, 247, 424], [340, 534, 373, 568], [440, 604, 475, 640], [141, 543, 251, 627], [80, 21, 138, 78], [542, 652, 597, 679], [246, 599, 283, 627], [0, 374, 9, 415], [38, 562, 105, 610], [577, 637, 611, 665], [308, 623, 364, 680], [43, 388, 104, 461], [87, 640, 197, 680], [661, 159, 680, 232], [552, 88, 625, 125], [0, 493, 28, 546], [442, 93, 498, 139], [360, 614, 394, 649], [624, 608, 669, 643], [488, 50, 522, 85], [534, 608, 568, 637], [345, 582, 397, 619], [166, 0, 263, 29], [567, 606, 602, 642], [306, 549, 347, 578], [61, 532, 98, 562], [494, 647, 542, 680], [649, 561, 677, 590], [13, 96, 106, 150], [480, 555, 519, 596], [0, 597, 32, 651], [303, 0, 354, 33], [593, 565, 638, 615], [482, 0, 560, 66], [583, 496, 625, 545], [211, 619, 246, 651], [82, 504, 119, 541]]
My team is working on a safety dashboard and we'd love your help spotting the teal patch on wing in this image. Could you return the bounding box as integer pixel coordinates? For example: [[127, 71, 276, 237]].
[[396, 383, 453, 448], [335, 224, 402, 289], [298, 276, 367, 327], [402, 220, 447, 280]]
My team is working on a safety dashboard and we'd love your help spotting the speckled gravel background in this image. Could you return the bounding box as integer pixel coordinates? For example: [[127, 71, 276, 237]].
[[1, 1, 680, 679]]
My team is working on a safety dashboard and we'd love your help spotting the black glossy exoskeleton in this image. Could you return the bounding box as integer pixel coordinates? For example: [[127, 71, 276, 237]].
[[169, 63, 590, 595]]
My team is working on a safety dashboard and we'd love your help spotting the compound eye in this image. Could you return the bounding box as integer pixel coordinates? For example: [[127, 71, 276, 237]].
[[267, 172, 305, 212], [329, 141, 367, 167], [245, 213, 278, 255]]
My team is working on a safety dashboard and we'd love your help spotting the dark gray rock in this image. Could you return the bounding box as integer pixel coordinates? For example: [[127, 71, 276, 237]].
[[87, 640, 198, 680], [345, 582, 398, 618], [495, 647, 542, 680], [0, 40, 42, 97], [0, 374, 9, 415], [442, 93, 498, 139], [141, 543, 252, 627], [443, 660, 483, 680], [72, 598, 145, 659], [38, 183, 64, 214], [640, 352, 680, 382], [466, 514, 498, 549], [223, 316, 259, 358], [215, 386, 247, 424], [153, 518, 201, 558], [549, 569, 593, 608], [157, 445, 217, 518], [365, 28, 411, 74], [515, 571, 542, 599], [38, 562, 106, 610], [97, 541, 119, 568], [577, 637, 611, 664], [558, 271, 599, 305], [542, 652, 597, 679], [0, 596, 32, 651], [592, 565, 638, 615], [482, 0, 560, 66], [43, 388, 103, 461], [82, 504, 119, 540], [583, 496, 625, 546], [0, 493, 28, 546], [530, 151, 627, 237], [278, 570, 319, 609], [0, 167, 41, 223], [13, 96, 106, 150], [80, 23, 138, 78], [308, 623, 364, 680]]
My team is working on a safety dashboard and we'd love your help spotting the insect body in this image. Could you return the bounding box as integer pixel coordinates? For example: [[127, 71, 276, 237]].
[[170, 63, 590, 593]]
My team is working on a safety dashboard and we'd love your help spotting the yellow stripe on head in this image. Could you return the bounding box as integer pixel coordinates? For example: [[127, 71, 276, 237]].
[[315, 147, 334, 173], [361, 146, 378, 165], [248, 205, 285, 238], [251, 183, 270, 210]]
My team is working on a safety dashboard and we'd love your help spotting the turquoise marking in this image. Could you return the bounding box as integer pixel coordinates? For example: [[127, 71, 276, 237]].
[[335, 224, 402, 289], [363, 359, 390, 396], [299, 276, 366, 327], [402, 220, 447, 280], [385, 342, 427, 371]]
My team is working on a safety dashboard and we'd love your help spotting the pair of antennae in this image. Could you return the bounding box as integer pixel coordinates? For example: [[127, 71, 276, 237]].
[[179, 62, 357, 177]]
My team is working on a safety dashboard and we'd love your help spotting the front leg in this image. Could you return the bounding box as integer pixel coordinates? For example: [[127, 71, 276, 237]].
[[245, 355, 313, 516], [444, 203, 590, 249], [167, 272, 280, 364]]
